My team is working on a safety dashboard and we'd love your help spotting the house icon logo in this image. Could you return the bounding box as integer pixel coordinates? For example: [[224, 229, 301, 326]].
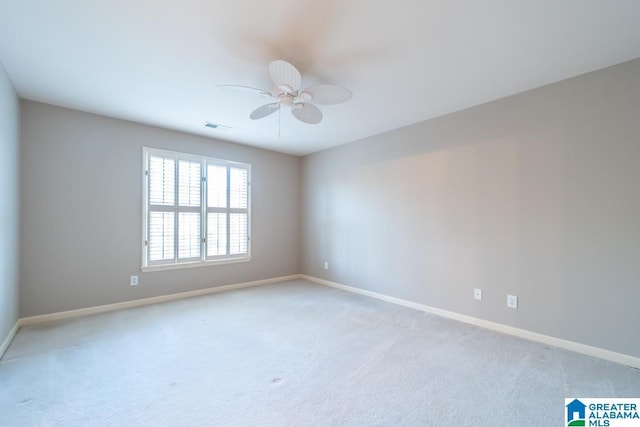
[[566, 399, 586, 426]]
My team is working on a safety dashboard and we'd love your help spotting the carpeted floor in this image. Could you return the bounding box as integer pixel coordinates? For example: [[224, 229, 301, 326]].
[[1, 279, 639, 426]]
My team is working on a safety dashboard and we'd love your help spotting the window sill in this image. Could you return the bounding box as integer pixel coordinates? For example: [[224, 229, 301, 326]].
[[141, 257, 251, 272]]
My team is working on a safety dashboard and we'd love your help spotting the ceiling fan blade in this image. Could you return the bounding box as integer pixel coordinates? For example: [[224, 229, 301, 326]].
[[216, 84, 273, 97], [292, 102, 322, 124], [300, 84, 352, 105], [250, 103, 280, 120], [269, 60, 302, 93]]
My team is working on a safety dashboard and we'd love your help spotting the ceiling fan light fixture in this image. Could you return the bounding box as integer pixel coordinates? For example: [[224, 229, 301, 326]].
[[300, 91, 313, 101], [280, 95, 293, 107]]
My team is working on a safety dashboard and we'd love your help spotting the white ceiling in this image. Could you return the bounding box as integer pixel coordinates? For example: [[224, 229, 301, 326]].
[[1, 1, 640, 156]]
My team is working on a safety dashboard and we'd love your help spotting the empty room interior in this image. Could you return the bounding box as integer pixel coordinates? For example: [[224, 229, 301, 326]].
[[2, 1, 640, 425]]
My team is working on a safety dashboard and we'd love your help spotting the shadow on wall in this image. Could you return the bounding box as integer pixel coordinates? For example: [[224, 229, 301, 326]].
[[317, 60, 637, 167]]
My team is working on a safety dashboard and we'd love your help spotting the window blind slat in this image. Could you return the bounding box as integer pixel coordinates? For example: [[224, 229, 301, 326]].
[[178, 160, 201, 207], [178, 212, 201, 259], [230, 167, 248, 209], [207, 213, 227, 256], [229, 213, 248, 255], [207, 165, 227, 208], [149, 156, 175, 206], [149, 212, 175, 261]]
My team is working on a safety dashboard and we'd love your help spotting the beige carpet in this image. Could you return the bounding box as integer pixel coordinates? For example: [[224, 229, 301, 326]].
[[2, 279, 639, 426]]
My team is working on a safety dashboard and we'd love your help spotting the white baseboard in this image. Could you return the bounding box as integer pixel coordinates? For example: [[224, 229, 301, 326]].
[[12, 273, 639, 370], [19, 274, 303, 327], [0, 321, 20, 360], [301, 275, 640, 370]]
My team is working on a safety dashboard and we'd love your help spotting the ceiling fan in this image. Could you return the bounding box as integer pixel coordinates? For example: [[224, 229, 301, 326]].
[[218, 60, 352, 125]]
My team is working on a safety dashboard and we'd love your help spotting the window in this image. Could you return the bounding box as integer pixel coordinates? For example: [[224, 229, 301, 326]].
[[142, 147, 251, 270]]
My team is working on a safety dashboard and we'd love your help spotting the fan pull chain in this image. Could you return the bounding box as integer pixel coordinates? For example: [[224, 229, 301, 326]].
[[278, 105, 281, 138]]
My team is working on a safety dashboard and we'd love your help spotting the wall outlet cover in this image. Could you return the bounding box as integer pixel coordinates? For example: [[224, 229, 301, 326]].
[[130, 275, 139, 286], [507, 294, 518, 309], [474, 288, 482, 301]]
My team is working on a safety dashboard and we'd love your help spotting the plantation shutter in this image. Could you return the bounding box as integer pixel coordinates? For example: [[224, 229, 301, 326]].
[[143, 147, 251, 269], [229, 167, 249, 255], [177, 160, 201, 260], [148, 155, 176, 264], [206, 163, 250, 259], [206, 164, 227, 257]]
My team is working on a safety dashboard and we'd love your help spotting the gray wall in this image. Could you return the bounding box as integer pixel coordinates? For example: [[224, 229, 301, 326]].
[[302, 59, 640, 357], [20, 101, 300, 317], [0, 62, 20, 342]]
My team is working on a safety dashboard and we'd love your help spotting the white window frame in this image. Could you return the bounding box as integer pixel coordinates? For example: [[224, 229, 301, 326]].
[[141, 147, 251, 271]]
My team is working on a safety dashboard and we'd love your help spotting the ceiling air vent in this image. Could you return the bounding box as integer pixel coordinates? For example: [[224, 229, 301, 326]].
[[204, 121, 231, 131]]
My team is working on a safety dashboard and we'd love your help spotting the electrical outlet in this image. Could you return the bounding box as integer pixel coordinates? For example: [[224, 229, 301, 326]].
[[507, 294, 518, 309], [323, 261, 329, 270], [474, 288, 482, 301], [130, 275, 139, 286]]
